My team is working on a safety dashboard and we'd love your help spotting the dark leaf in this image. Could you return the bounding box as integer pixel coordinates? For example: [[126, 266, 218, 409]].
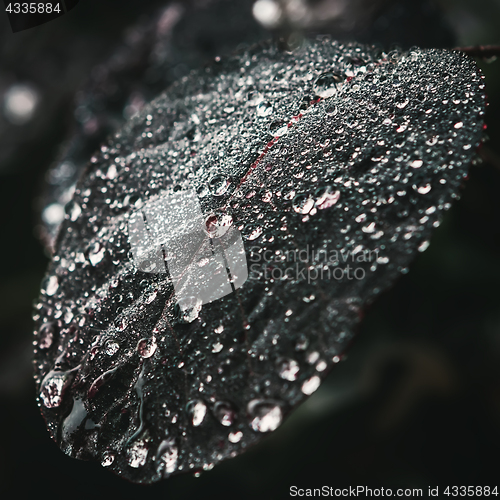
[[33, 38, 486, 483]]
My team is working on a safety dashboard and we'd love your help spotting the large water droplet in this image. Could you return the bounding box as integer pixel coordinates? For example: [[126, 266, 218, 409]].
[[205, 212, 233, 238], [315, 187, 340, 210], [127, 439, 148, 468], [256, 101, 273, 117], [292, 194, 315, 214], [101, 451, 115, 467], [214, 401, 236, 427], [301, 375, 321, 395], [104, 340, 119, 356], [43, 275, 59, 296], [228, 431, 243, 443], [247, 400, 283, 432], [187, 400, 207, 427], [209, 175, 231, 196], [313, 72, 343, 98], [40, 370, 70, 408], [137, 337, 157, 358], [87, 242, 106, 266], [277, 358, 300, 381], [177, 296, 203, 323], [156, 439, 178, 477], [38, 321, 56, 349]]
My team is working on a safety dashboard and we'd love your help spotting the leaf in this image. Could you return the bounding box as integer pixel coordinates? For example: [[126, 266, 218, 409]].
[[33, 38, 486, 483]]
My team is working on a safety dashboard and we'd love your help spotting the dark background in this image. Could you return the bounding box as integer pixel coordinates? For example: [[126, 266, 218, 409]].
[[1, 0, 500, 498]]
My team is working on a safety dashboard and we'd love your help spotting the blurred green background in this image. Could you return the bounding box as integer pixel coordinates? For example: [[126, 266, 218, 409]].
[[1, 1, 500, 498]]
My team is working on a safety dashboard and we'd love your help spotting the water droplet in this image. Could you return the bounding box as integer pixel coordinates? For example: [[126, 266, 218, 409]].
[[277, 358, 300, 381], [262, 190, 273, 203], [212, 342, 223, 353], [43, 276, 59, 297], [156, 439, 178, 477], [416, 183, 432, 195], [245, 225, 263, 241], [292, 194, 315, 214], [228, 431, 243, 443], [301, 375, 321, 395], [197, 184, 210, 198], [66, 200, 82, 222], [187, 400, 207, 427], [38, 321, 56, 349], [209, 175, 231, 196], [315, 187, 340, 210], [247, 400, 283, 432], [205, 213, 234, 238], [127, 439, 148, 468], [137, 337, 157, 358], [87, 242, 106, 266], [410, 159, 423, 169], [313, 72, 343, 98], [177, 296, 203, 323], [256, 101, 273, 117], [418, 241, 430, 252], [104, 341, 119, 356], [101, 451, 115, 467], [247, 91, 264, 106], [40, 370, 70, 408], [454, 121, 464, 129], [214, 401, 236, 427], [42, 203, 65, 226]]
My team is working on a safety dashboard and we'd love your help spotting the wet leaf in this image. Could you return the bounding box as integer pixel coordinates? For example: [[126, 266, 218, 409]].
[[33, 39, 486, 483]]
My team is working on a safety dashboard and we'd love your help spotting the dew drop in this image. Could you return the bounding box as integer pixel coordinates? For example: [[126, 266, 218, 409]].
[[104, 340, 119, 356], [418, 240, 430, 252], [212, 342, 223, 353], [187, 400, 207, 427], [315, 187, 340, 210], [87, 242, 106, 266], [209, 175, 231, 196], [228, 431, 243, 443], [277, 358, 300, 381], [101, 451, 115, 467], [247, 400, 283, 432], [416, 183, 432, 195], [177, 296, 203, 323], [66, 200, 82, 222], [38, 321, 56, 349], [205, 213, 233, 237], [292, 194, 315, 214], [245, 225, 263, 241], [157, 439, 178, 477], [301, 375, 321, 395], [40, 370, 70, 408], [256, 101, 273, 117], [137, 337, 157, 358], [214, 401, 236, 427], [127, 439, 148, 468], [43, 275, 59, 297], [313, 72, 343, 98]]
